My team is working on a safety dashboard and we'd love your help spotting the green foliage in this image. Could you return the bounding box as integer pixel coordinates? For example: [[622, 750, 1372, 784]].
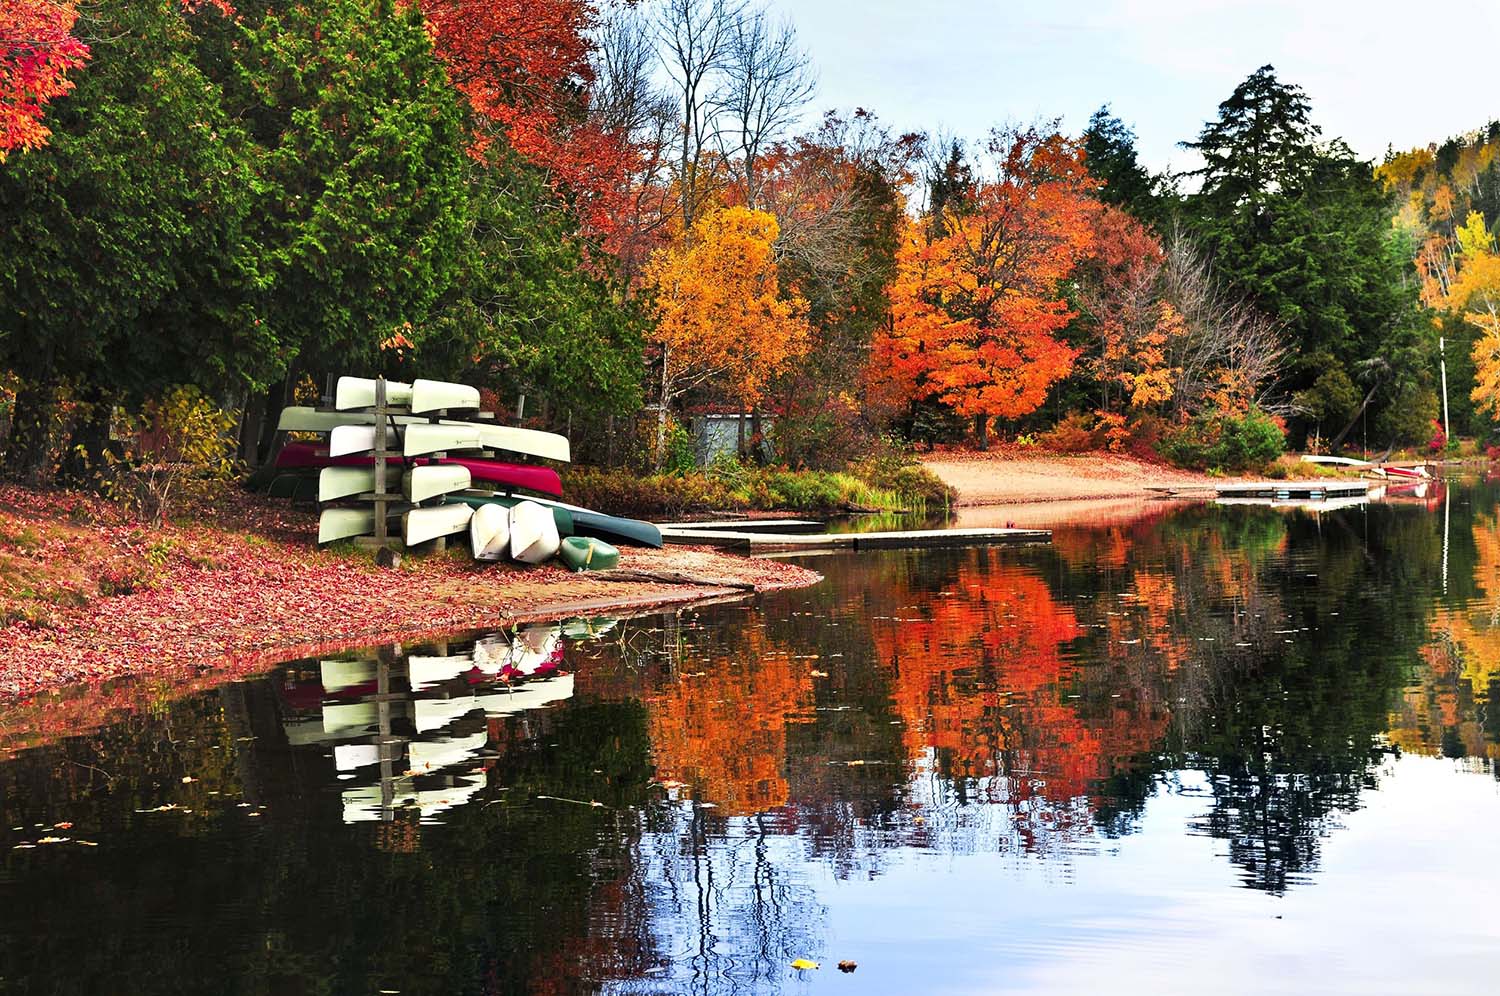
[[1373, 384, 1439, 448], [233, 0, 470, 375], [423, 152, 644, 426], [1083, 105, 1160, 221], [1161, 407, 1286, 472], [1295, 361, 1361, 431], [108, 386, 239, 525], [1183, 65, 1425, 437]]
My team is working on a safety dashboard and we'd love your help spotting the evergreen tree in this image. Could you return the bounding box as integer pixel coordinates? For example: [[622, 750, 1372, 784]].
[[1082, 105, 1157, 220], [1183, 65, 1426, 446]]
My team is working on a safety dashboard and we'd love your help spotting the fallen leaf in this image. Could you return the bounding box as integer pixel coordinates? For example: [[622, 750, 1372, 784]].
[[790, 959, 819, 971], [837, 960, 857, 973]]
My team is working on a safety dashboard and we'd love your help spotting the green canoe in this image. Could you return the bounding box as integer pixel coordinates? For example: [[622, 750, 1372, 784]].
[[559, 536, 620, 572]]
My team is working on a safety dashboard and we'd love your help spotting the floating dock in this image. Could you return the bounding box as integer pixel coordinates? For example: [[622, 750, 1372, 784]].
[[658, 525, 1051, 552], [1148, 479, 1370, 501]]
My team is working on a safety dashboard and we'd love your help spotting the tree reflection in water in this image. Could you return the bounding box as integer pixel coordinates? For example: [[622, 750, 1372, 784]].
[[3, 482, 1500, 993]]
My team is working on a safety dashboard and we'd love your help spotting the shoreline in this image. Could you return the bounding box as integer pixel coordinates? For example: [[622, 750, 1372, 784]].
[[0, 485, 820, 704], [922, 451, 1217, 507]]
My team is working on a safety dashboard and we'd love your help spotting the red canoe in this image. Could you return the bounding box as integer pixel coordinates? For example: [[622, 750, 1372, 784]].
[[276, 441, 563, 497]]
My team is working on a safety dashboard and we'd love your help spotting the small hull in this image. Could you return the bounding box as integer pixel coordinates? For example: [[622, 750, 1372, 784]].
[[318, 508, 377, 544], [455, 491, 661, 549], [318, 466, 374, 503], [277, 407, 571, 463], [402, 423, 482, 457], [334, 376, 413, 411], [403, 504, 474, 546], [405, 465, 472, 503], [469, 502, 511, 561], [559, 536, 620, 571], [510, 500, 561, 564], [410, 378, 481, 414], [278, 443, 555, 496], [449, 493, 574, 538]]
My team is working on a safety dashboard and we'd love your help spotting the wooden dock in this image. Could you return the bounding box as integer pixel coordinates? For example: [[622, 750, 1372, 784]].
[[1148, 479, 1370, 500], [658, 525, 1051, 552]]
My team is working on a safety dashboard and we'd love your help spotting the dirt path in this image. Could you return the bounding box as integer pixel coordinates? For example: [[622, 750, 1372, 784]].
[[923, 451, 1214, 506]]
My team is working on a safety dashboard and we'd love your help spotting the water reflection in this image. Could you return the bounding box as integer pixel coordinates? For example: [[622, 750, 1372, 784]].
[[4, 481, 1500, 993]]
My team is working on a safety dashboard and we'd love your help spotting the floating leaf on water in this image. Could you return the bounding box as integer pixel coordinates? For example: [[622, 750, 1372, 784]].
[[37, 836, 70, 845], [181, 776, 196, 784], [53, 822, 73, 830], [810, 669, 829, 678], [837, 960, 857, 973], [790, 959, 819, 971]]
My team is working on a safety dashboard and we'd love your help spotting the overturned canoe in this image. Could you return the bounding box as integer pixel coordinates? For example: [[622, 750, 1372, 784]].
[[447, 493, 573, 539], [334, 376, 413, 411], [559, 536, 619, 572], [510, 500, 561, 564], [404, 503, 473, 546], [318, 466, 376, 503], [318, 508, 377, 544], [469, 502, 510, 561], [452, 491, 660, 548], [406, 465, 472, 502], [277, 407, 571, 463], [402, 423, 482, 457], [277, 442, 558, 497], [410, 378, 481, 414]]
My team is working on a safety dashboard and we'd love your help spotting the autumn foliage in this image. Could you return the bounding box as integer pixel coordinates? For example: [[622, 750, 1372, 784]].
[[0, 0, 90, 158], [868, 128, 1098, 438]]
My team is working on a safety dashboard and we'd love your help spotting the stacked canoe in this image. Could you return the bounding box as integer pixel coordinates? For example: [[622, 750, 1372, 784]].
[[278, 376, 659, 569]]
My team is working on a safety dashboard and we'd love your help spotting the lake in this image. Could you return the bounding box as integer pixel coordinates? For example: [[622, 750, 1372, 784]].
[[3, 478, 1499, 994]]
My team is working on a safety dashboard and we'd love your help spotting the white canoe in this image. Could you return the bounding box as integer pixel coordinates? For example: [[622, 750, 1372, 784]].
[[334, 376, 413, 411], [318, 508, 377, 544], [407, 465, 472, 502], [320, 658, 378, 693], [1301, 455, 1369, 467], [407, 653, 475, 690], [278, 407, 570, 463], [410, 378, 481, 414], [510, 623, 561, 673], [403, 504, 473, 546], [327, 424, 395, 458], [408, 731, 489, 771], [403, 423, 482, 457], [469, 502, 510, 561], [321, 465, 468, 502], [413, 695, 478, 734], [340, 774, 484, 823], [319, 466, 374, 503], [510, 500, 561, 564], [474, 673, 575, 715]]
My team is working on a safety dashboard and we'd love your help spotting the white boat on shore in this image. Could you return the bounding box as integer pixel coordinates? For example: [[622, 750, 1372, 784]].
[[278, 406, 570, 463]]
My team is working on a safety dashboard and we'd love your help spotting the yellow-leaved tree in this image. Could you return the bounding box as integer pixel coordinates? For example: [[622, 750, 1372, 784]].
[[1445, 213, 1500, 417], [643, 206, 811, 467]]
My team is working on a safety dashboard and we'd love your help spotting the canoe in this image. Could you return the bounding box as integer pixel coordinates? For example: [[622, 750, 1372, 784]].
[[510, 500, 561, 564], [318, 508, 377, 544], [1380, 465, 1431, 480], [406, 465, 472, 503], [334, 376, 413, 411], [402, 423, 482, 457], [474, 673, 575, 715], [328, 424, 384, 458], [403, 504, 473, 546], [559, 536, 620, 571], [320, 658, 378, 694], [407, 653, 475, 690], [448, 493, 574, 538], [319, 466, 375, 503], [410, 378, 481, 414], [277, 407, 571, 463], [456, 491, 661, 548], [277, 442, 559, 497], [469, 502, 511, 561], [1301, 455, 1369, 467], [510, 623, 563, 674]]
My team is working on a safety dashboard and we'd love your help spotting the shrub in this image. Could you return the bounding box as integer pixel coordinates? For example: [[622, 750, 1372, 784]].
[[1427, 419, 1447, 455], [1036, 412, 1101, 453], [107, 387, 237, 526], [1160, 407, 1285, 472]]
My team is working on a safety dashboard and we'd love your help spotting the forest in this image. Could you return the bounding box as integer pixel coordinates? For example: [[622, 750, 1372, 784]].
[[1, 0, 1493, 491]]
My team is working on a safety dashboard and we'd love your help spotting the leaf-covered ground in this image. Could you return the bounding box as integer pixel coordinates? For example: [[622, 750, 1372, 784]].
[[0, 485, 819, 702]]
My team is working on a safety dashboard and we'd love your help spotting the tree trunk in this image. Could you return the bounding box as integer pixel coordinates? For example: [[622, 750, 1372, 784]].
[[975, 414, 990, 451], [750, 407, 767, 465], [58, 383, 117, 490], [1328, 381, 1381, 453], [737, 410, 746, 459], [655, 346, 671, 472], [2, 377, 59, 486], [238, 390, 267, 468]]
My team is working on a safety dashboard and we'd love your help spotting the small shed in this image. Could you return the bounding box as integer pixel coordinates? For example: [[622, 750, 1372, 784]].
[[690, 413, 776, 466]]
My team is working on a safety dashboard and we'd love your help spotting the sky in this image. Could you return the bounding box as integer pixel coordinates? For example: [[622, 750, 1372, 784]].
[[766, 0, 1500, 175]]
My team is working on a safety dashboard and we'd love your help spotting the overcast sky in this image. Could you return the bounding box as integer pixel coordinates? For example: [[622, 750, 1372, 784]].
[[766, 0, 1500, 174]]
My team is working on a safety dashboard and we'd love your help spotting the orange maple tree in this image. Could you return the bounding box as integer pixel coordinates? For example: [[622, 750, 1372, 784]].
[[643, 205, 811, 462], [868, 127, 1098, 444], [0, 0, 90, 158]]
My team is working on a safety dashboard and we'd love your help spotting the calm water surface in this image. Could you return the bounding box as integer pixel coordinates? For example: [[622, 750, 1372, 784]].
[[4, 480, 1500, 994]]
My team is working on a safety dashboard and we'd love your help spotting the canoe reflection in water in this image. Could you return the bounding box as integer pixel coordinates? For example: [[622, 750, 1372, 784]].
[[276, 619, 616, 824]]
